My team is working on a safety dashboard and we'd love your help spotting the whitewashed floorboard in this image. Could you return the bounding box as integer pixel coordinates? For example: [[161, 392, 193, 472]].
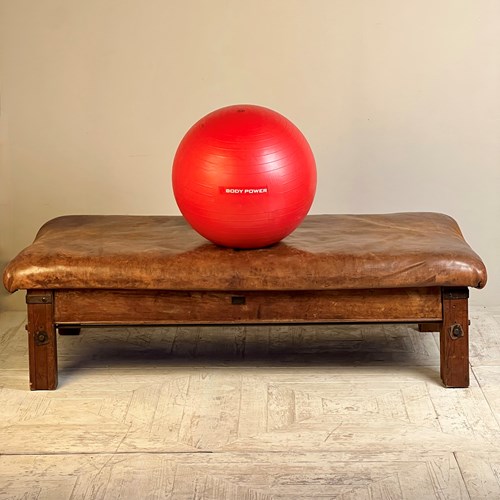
[[470, 307, 500, 366], [0, 452, 469, 500], [455, 452, 500, 499], [1, 308, 500, 498], [471, 365, 500, 427]]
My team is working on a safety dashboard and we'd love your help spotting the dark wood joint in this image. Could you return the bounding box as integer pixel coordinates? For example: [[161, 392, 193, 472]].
[[231, 295, 246, 305], [442, 287, 469, 300], [418, 322, 441, 332], [58, 326, 81, 336]]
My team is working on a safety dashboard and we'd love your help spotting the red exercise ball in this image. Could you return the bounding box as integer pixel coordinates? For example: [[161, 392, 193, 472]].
[[172, 104, 316, 248]]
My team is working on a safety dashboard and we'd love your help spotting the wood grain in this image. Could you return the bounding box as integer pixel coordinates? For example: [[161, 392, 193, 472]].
[[26, 290, 58, 390], [440, 289, 469, 388], [0, 452, 470, 500], [455, 452, 500, 499], [54, 287, 442, 325]]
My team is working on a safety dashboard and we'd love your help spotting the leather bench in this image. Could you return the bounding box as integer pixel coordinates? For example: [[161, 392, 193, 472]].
[[3, 213, 487, 390]]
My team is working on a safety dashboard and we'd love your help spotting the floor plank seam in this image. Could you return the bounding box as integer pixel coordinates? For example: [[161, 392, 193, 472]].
[[452, 451, 473, 500], [471, 365, 500, 428], [0, 451, 216, 456], [1, 310, 500, 498]]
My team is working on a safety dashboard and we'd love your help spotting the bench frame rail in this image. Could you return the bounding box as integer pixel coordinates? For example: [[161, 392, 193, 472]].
[[25, 286, 469, 390]]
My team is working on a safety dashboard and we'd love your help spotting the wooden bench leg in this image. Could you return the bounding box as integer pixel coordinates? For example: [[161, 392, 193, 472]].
[[26, 291, 58, 390], [440, 288, 469, 388]]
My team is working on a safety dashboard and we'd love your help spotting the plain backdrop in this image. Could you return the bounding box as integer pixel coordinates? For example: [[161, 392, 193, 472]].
[[1, 0, 499, 310]]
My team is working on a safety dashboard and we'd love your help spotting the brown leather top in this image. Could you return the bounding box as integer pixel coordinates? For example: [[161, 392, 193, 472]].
[[3, 213, 486, 292]]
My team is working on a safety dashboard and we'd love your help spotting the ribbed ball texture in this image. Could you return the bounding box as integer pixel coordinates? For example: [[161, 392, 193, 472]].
[[172, 104, 316, 248]]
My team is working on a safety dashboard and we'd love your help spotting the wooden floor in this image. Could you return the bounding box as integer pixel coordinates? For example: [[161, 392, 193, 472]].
[[1, 307, 500, 499]]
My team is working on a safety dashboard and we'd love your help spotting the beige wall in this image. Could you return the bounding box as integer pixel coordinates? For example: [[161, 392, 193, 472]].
[[1, 0, 499, 309]]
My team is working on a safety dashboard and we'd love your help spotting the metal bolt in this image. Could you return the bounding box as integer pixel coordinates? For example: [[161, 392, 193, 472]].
[[35, 331, 48, 345], [450, 324, 464, 339]]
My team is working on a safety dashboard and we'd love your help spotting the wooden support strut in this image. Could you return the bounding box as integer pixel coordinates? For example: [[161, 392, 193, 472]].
[[26, 290, 58, 390], [440, 287, 469, 388], [21, 286, 469, 390], [58, 326, 81, 336]]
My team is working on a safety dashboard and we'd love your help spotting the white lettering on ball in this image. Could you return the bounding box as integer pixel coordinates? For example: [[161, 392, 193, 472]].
[[220, 186, 268, 195]]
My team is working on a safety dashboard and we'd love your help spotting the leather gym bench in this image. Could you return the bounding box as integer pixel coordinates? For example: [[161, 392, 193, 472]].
[[3, 213, 487, 390]]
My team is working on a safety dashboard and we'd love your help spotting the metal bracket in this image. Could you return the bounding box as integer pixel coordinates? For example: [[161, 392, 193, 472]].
[[442, 288, 469, 300], [26, 294, 53, 305], [34, 331, 49, 345], [449, 324, 465, 340]]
